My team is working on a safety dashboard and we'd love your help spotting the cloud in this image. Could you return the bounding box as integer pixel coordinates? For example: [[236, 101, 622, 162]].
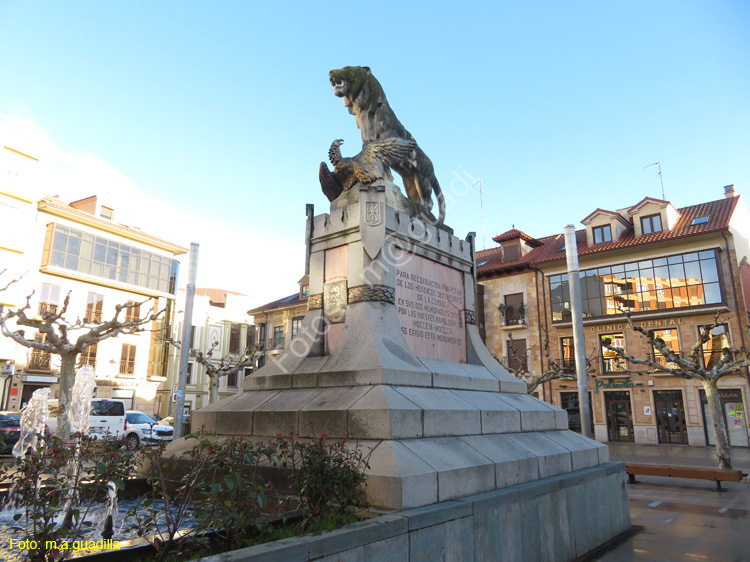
[[1, 115, 302, 306]]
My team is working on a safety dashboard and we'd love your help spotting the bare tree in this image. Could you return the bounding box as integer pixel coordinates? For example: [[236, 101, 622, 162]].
[[193, 341, 256, 404], [0, 284, 165, 439], [602, 313, 750, 470], [495, 332, 594, 395]]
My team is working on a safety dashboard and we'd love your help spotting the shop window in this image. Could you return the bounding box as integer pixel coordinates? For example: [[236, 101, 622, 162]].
[[600, 333, 626, 373]]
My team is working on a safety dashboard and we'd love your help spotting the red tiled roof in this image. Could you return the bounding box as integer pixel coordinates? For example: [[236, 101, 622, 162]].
[[477, 196, 740, 277], [40, 196, 188, 254], [248, 293, 305, 314], [491, 228, 543, 247]]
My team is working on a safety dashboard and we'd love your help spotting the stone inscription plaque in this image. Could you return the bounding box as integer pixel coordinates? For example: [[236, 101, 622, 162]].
[[394, 249, 466, 363]]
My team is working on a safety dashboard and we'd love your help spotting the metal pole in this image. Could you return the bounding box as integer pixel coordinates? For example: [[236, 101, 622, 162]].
[[173, 243, 199, 440], [563, 225, 592, 439]]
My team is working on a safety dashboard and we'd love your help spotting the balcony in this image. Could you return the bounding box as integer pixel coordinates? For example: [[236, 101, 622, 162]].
[[601, 356, 627, 374], [29, 351, 51, 371], [38, 302, 58, 317], [119, 359, 135, 375], [85, 309, 103, 323]]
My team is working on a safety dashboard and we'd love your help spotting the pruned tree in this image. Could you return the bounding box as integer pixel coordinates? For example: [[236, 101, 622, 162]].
[[602, 312, 750, 470], [0, 281, 165, 439], [495, 332, 595, 394], [193, 341, 256, 404]]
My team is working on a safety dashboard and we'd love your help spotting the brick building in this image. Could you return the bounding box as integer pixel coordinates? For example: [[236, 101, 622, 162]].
[[477, 186, 750, 447]]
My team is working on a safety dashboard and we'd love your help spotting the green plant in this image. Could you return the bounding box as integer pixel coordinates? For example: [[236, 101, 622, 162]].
[[272, 426, 371, 529], [193, 436, 278, 552], [2, 434, 137, 562]]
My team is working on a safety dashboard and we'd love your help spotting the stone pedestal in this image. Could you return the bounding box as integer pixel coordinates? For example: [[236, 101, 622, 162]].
[[188, 181, 625, 518]]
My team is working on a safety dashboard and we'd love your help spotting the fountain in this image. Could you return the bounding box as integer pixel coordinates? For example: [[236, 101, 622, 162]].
[[11, 387, 49, 457]]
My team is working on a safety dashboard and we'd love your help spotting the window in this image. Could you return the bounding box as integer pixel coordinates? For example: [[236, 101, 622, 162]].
[[700, 324, 729, 370], [691, 216, 709, 226], [39, 283, 60, 316], [257, 323, 266, 348], [86, 292, 104, 323], [506, 338, 527, 372], [592, 225, 612, 244], [641, 214, 663, 235], [245, 325, 255, 350], [550, 250, 722, 321], [45, 223, 180, 294], [29, 333, 51, 370], [229, 324, 240, 354], [79, 342, 97, 369], [652, 329, 680, 368], [560, 337, 575, 373], [502, 293, 525, 325], [120, 343, 136, 375], [600, 333, 626, 373], [273, 326, 284, 349], [99, 206, 114, 220], [189, 326, 196, 349], [185, 362, 194, 385], [124, 300, 140, 323], [226, 370, 238, 388], [291, 317, 304, 338]]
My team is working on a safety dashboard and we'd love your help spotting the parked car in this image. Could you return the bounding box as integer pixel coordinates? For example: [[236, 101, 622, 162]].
[[0, 412, 22, 454], [45, 399, 127, 440], [124, 411, 173, 449]]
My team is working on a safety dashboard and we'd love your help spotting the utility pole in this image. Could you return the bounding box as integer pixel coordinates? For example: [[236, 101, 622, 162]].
[[643, 161, 665, 200], [173, 242, 199, 440], [563, 225, 592, 439], [474, 179, 486, 250]]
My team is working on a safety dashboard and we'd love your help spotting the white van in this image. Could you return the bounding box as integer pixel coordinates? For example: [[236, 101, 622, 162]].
[[44, 399, 128, 439]]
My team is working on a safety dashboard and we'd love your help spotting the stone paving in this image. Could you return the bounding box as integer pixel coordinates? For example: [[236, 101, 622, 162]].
[[597, 443, 750, 562]]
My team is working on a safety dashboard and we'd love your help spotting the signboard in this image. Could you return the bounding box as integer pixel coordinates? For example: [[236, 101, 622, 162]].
[[394, 249, 466, 363], [594, 377, 635, 393]]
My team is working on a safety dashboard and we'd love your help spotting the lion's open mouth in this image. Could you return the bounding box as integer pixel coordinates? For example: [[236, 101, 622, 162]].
[[330, 74, 349, 97]]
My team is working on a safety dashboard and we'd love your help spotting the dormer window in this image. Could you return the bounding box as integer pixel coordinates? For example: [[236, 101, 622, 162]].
[[640, 214, 662, 235], [592, 225, 612, 244]]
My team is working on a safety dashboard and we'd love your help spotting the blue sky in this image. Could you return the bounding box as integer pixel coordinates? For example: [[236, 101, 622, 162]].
[[1, 1, 748, 304]]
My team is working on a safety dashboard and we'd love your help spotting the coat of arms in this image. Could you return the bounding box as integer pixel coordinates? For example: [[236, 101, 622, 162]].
[[365, 201, 381, 226]]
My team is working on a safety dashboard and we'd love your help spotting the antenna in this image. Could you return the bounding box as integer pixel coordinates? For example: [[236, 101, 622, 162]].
[[473, 179, 486, 250], [643, 161, 665, 199]]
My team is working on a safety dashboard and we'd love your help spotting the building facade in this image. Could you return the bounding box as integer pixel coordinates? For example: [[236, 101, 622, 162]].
[[159, 288, 255, 420], [478, 187, 750, 447], [0, 190, 187, 414], [248, 276, 309, 369]]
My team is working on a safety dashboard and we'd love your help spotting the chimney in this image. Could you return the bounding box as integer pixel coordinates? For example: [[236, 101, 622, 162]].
[[724, 184, 736, 198]]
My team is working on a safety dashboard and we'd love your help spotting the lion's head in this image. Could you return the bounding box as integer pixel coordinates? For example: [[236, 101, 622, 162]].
[[329, 66, 382, 113]]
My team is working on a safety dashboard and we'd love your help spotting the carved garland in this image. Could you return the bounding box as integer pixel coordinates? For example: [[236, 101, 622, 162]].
[[307, 293, 323, 310], [348, 285, 396, 304]]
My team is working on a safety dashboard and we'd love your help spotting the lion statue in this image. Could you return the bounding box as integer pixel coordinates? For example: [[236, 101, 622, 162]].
[[322, 66, 446, 225]]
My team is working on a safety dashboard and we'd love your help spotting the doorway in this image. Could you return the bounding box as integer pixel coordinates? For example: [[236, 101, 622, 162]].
[[653, 390, 688, 444], [604, 391, 634, 442]]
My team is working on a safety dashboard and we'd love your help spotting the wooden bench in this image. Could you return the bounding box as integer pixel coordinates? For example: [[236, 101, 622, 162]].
[[625, 462, 748, 491]]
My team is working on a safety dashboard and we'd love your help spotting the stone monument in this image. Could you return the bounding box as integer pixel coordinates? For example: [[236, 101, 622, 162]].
[[187, 67, 629, 558]]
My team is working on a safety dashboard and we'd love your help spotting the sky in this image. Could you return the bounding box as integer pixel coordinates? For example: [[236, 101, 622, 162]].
[[1, 1, 748, 306]]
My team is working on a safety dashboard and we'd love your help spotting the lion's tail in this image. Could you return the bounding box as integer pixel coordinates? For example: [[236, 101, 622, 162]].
[[433, 179, 446, 225]]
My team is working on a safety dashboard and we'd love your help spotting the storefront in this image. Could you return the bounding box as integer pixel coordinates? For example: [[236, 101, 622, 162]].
[[700, 388, 748, 447]]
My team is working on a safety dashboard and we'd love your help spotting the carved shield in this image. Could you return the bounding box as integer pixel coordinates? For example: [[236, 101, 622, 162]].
[[360, 186, 385, 260]]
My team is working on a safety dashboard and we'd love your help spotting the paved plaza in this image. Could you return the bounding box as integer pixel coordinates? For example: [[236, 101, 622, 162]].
[[596, 443, 750, 562]]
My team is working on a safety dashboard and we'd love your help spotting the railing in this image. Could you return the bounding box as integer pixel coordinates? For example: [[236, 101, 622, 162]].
[[649, 350, 682, 370], [29, 350, 51, 370], [120, 359, 135, 375], [602, 356, 627, 373], [85, 309, 103, 323], [271, 337, 284, 350], [79, 355, 97, 369], [38, 302, 58, 317]]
